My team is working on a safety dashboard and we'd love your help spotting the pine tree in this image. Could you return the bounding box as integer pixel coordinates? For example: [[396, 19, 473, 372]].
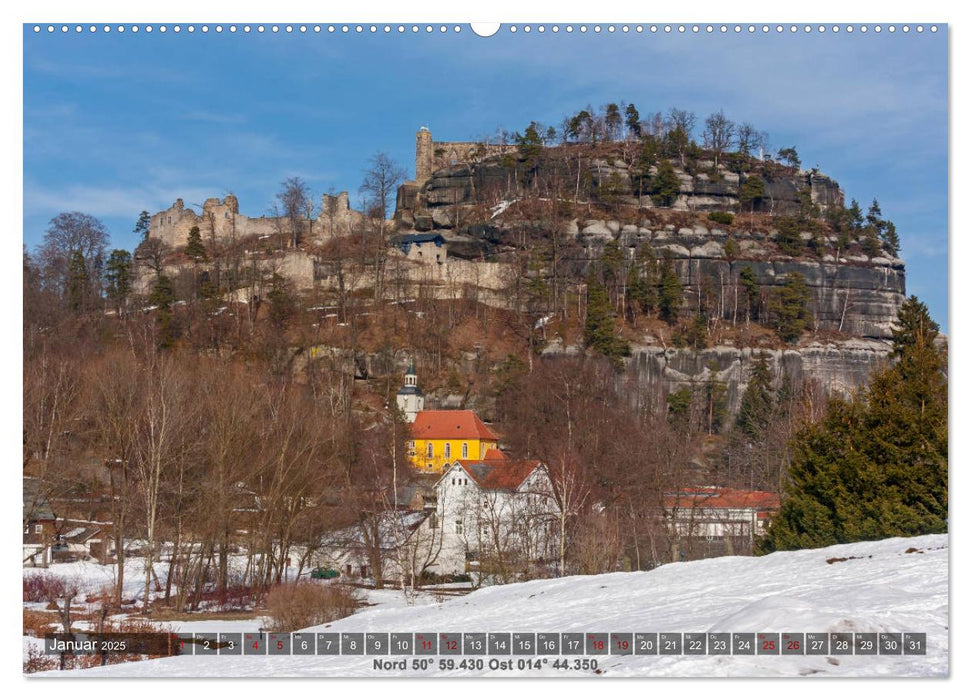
[[736, 354, 775, 438], [584, 275, 630, 363], [686, 314, 708, 349], [625, 103, 641, 138], [881, 221, 901, 257], [739, 265, 760, 323], [67, 250, 89, 312], [704, 361, 729, 435], [651, 160, 681, 207], [738, 174, 765, 214], [134, 210, 151, 241], [658, 257, 682, 324], [759, 296, 947, 552], [847, 199, 864, 230], [769, 272, 812, 343], [150, 275, 176, 348], [185, 226, 208, 262], [105, 249, 133, 311], [775, 216, 805, 257]]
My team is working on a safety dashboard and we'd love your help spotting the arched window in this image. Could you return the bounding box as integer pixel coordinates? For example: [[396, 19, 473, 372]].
[[462, 442, 469, 459], [427, 443, 433, 459], [444, 443, 451, 460]]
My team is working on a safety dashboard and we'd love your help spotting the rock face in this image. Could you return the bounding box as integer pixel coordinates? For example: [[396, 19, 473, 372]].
[[661, 254, 905, 340], [395, 155, 844, 229], [626, 339, 893, 415], [391, 153, 904, 339]]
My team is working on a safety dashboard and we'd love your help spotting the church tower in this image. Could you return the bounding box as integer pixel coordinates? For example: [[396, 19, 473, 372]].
[[396, 359, 424, 422]]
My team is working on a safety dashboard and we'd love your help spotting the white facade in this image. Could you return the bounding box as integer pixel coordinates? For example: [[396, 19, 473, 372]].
[[431, 461, 561, 580]]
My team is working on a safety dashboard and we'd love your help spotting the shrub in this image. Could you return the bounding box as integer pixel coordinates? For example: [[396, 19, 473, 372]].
[[265, 582, 360, 632], [23, 573, 61, 603], [23, 609, 57, 637], [708, 211, 734, 225]]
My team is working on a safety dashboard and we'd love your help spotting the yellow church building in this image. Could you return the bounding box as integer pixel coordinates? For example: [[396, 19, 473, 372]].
[[397, 363, 500, 474]]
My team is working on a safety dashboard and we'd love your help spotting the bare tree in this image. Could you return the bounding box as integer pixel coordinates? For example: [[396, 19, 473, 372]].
[[360, 153, 406, 224], [38, 212, 109, 310], [702, 110, 736, 169], [276, 176, 314, 248]]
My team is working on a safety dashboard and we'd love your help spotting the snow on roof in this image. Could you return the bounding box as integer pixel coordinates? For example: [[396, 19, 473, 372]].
[[410, 410, 499, 441]]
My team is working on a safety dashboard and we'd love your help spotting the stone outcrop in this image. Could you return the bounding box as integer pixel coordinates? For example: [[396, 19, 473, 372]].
[[625, 339, 894, 413], [395, 153, 844, 232], [540, 338, 894, 417]]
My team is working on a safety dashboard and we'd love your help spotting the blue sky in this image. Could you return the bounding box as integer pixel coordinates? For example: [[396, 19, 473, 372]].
[[22, 25, 948, 328]]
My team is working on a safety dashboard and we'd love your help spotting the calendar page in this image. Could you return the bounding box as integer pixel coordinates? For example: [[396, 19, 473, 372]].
[[18, 2, 950, 686]]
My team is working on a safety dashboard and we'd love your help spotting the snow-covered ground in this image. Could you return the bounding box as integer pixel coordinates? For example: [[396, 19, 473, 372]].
[[32, 535, 948, 678]]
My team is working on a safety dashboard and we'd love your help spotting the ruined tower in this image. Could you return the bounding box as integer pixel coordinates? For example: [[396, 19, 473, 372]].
[[415, 126, 433, 186]]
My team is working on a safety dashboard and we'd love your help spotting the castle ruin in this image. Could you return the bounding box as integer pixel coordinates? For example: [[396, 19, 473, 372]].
[[413, 126, 515, 188], [149, 191, 365, 249]]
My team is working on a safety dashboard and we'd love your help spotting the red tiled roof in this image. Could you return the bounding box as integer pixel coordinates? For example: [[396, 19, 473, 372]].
[[663, 487, 780, 511], [410, 410, 499, 441], [454, 459, 543, 491], [484, 448, 508, 460]]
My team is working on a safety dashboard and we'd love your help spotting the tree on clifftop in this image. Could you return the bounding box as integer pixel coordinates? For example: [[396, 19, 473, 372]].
[[650, 160, 681, 207]]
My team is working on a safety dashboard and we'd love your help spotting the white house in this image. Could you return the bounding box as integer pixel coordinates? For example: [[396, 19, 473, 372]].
[[430, 456, 560, 580], [663, 486, 780, 557], [313, 456, 561, 586]]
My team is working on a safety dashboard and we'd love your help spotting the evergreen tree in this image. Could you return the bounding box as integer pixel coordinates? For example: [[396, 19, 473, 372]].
[[651, 160, 681, 207], [686, 313, 708, 349], [775, 216, 805, 257], [862, 230, 883, 258], [515, 122, 544, 163], [584, 275, 630, 363], [633, 137, 660, 195], [847, 199, 864, 230], [739, 265, 760, 323], [866, 198, 884, 231], [666, 387, 693, 429], [736, 354, 775, 438], [134, 210, 151, 241], [185, 225, 209, 262], [625, 103, 641, 138], [776, 146, 801, 168], [738, 175, 765, 214], [604, 103, 622, 141], [104, 249, 133, 311], [769, 272, 813, 343], [759, 297, 947, 552], [704, 362, 729, 435], [724, 237, 739, 260], [881, 221, 901, 257], [67, 249, 89, 312], [658, 257, 682, 324], [149, 274, 176, 348]]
